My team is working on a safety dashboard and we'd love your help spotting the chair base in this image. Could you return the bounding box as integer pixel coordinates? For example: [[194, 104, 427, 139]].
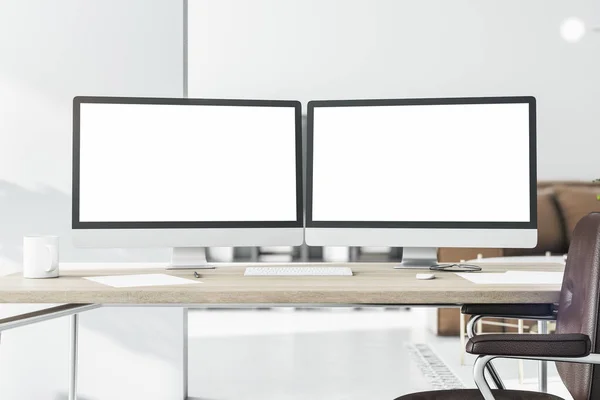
[[394, 389, 564, 400]]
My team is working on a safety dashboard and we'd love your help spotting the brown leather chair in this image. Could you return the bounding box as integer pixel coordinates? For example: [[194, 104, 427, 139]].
[[396, 212, 600, 400]]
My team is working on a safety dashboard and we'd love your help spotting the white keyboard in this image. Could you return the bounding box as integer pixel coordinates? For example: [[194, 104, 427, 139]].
[[244, 266, 353, 276]]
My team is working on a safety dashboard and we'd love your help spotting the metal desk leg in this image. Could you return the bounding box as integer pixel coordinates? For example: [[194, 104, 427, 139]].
[[518, 319, 524, 384], [183, 308, 188, 400], [69, 314, 79, 400], [459, 314, 466, 366], [0, 304, 99, 400], [538, 320, 548, 393]]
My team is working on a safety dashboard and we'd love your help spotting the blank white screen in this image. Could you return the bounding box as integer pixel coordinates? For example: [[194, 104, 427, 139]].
[[312, 103, 531, 222], [79, 103, 298, 222]]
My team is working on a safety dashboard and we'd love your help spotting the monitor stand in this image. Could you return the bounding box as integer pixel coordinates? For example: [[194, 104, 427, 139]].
[[394, 247, 438, 269], [167, 247, 215, 269]]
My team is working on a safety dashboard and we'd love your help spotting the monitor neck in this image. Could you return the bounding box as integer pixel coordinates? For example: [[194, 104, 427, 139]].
[[168, 247, 214, 269], [395, 247, 438, 269]]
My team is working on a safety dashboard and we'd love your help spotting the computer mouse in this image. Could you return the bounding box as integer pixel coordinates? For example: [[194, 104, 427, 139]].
[[416, 273, 436, 280]]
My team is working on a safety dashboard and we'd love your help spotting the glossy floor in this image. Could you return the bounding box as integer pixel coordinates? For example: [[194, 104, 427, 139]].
[[0, 307, 571, 400], [187, 308, 571, 400]]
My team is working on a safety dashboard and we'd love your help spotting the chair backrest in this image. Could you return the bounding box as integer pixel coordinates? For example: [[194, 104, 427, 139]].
[[556, 212, 600, 400]]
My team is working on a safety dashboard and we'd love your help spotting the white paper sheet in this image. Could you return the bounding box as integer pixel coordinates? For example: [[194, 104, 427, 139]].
[[456, 273, 507, 284], [456, 271, 563, 285], [84, 274, 201, 288]]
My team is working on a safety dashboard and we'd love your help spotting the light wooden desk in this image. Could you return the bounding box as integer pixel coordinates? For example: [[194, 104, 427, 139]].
[[0, 262, 564, 400], [0, 262, 563, 305]]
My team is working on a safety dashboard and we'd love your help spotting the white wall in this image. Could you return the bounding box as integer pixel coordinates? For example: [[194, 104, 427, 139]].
[[0, 3, 186, 399], [188, 0, 600, 181], [0, 0, 183, 193], [0, 0, 183, 268]]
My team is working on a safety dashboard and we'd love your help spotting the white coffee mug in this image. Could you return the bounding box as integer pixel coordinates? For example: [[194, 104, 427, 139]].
[[23, 235, 59, 278]]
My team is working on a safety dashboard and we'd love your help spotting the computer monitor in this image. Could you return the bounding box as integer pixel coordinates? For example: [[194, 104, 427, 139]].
[[72, 97, 303, 268], [306, 97, 537, 268]]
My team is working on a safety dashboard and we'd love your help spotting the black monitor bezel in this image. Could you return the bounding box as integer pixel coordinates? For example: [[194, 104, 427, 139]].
[[306, 96, 537, 229], [72, 96, 303, 229]]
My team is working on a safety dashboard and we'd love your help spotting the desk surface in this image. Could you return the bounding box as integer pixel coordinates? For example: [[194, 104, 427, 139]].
[[0, 262, 563, 305]]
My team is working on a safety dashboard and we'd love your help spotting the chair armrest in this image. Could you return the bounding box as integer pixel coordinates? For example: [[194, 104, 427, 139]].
[[461, 303, 556, 319], [466, 334, 590, 357]]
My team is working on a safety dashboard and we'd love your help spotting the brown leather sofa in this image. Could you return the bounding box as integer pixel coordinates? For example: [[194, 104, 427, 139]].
[[434, 181, 600, 336]]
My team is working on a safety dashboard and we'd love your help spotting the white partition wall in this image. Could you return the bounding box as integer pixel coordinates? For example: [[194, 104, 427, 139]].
[[0, 1, 186, 399], [0, 306, 186, 400], [0, 0, 184, 266], [188, 0, 600, 180]]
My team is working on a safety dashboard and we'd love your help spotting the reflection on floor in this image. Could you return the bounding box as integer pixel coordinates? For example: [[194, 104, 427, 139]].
[[188, 308, 572, 399], [0, 307, 573, 399]]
